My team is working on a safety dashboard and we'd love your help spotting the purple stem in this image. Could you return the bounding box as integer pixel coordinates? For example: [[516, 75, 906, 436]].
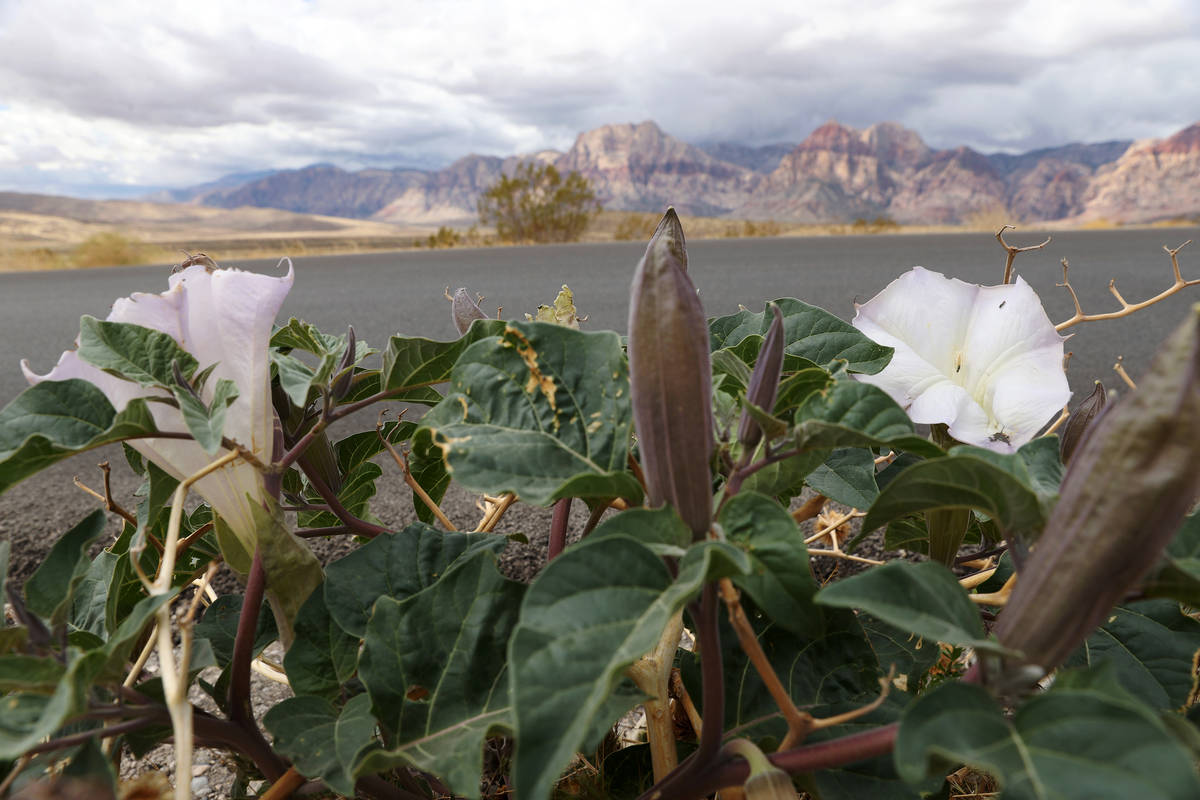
[[548, 497, 572, 560]]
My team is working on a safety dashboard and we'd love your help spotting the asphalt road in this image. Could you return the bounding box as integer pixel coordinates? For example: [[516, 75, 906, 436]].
[[2, 226, 1198, 586]]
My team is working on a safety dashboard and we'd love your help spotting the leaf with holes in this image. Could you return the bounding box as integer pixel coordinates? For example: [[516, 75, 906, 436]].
[[413, 321, 641, 506]]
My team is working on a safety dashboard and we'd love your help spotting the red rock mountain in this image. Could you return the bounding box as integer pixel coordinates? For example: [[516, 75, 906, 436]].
[[169, 119, 1199, 226], [1075, 124, 1200, 223]]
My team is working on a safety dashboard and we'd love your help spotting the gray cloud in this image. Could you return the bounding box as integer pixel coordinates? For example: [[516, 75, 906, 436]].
[[0, 0, 1197, 195]]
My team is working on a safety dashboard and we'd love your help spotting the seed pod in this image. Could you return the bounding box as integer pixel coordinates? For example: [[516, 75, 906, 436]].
[[1058, 380, 1106, 464], [451, 287, 488, 334], [995, 305, 1200, 678], [737, 303, 785, 450], [628, 208, 714, 539]]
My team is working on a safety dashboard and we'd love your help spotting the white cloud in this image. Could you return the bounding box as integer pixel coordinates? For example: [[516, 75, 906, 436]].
[[0, 0, 1196, 195]]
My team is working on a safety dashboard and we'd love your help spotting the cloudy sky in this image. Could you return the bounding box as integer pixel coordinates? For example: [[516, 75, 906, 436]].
[[1, 0, 1197, 197]]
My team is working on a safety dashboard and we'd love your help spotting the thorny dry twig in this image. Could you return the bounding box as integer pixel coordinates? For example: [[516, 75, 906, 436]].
[[1055, 241, 1197, 331], [1113, 356, 1138, 390], [996, 225, 1053, 285]]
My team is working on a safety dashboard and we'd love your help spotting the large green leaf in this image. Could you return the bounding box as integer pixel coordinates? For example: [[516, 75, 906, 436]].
[[859, 614, 941, 691], [1065, 600, 1200, 711], [381, 318, 507, 400], [414, 321, 641, 506], [0, 380, 158, 494], [793, 378, 943, 457], [296, 460, 383, 530], [356, 549, 524, 799], [24, 510, 109, 629], [322, 522, 508, 638], [77, 316, 197, 387], [806, 447, 880, 509], [719, 491, 823, 637], [0, 654, 66, 692], [282, 587, 360, 699], [709, 298, 893, 374], [194, 595, 278, 667], [862, 453, 1046, 542], [509, 535, 750, 800], [265, 693, 379, 796], [816, 561, 1007, 655], [895, 672, 1200, 799]]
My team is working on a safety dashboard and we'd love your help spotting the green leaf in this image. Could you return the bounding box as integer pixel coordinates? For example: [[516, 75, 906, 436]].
[[0, 654, 67, 692], [77, 316, 197, 387], [588, 505, 692, 556], [862, 453, 1046, 542], [509, 535, 750, 800], [271, 318, 346, 355], [69, 549, 119, 637], [297, 460, 383, 530], [794, 378, 942, 457], [709, 298, 893, 374], [195, 595, 278, 667], [1145, 513, 1200, 606], [323, 522, 508, 638], [0, 539, 9, 619], [895, 676, 1200, 799], [0, 380, 158, 494], [806, 448, 880, 509], [265, 693, 379, 796], [25, 510, 108, 628], [382, 318, 507, 399], [283, 587, 360, 699], [860, 614, 941, 691], [816, 561, 1008, 654], [1065, 600, 1200, 711], [414, 321, 642, 506], [356, 550, 525, 799], [719, 492, 823, 637], [774, 367, 834, 414], [0, 648, 106, 759], [272, 351, 321, 408], [173, 377, 238, 455], [333, 421, 415, 474]]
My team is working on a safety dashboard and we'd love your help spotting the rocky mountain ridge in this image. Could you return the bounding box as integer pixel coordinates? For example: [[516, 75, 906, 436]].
[[165, 119, 1200, 226]]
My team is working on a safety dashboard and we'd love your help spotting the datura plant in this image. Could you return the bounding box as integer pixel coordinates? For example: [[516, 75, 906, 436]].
[[2, 218, 1200, 800]]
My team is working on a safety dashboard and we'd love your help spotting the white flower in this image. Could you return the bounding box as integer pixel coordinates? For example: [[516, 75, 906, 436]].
[[21, 261, 293, 552], [851, 266, 1070, 453]]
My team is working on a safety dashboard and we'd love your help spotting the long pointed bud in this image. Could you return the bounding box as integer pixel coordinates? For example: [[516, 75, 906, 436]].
[[996, 305, 1200, 678], [737, 303, 785, 450], [1058, 380, 1106, 464], [628, 208, 714, 539]]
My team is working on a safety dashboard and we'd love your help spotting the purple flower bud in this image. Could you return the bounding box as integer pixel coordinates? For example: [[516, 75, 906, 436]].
[[330, 326, 356, 401], [737, 303, 785, 450], [1058, 380, 1106, 464], [628, 208, 714, 539], [451, 287, 488, 335], [995, 305, 1200, 677]]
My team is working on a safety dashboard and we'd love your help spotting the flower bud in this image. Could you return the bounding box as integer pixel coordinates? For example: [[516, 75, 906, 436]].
[[744, 768, 801, 800], [451, 287, 488, 335], [724, 739, 800, 800], [628, 208, 714, 538], [330, 326, 357, 401], [737, 303, 785, 450], [1058, 380, 1106, 464], [995, 305, 1200, 678]]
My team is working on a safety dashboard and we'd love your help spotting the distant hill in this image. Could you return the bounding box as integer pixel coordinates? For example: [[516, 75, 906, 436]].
[[152, 119, 1199, 226]]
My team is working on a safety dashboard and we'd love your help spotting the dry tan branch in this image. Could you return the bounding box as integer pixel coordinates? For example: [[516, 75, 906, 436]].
[[1055, 241, 1197, 331], [996, 225, 1052, 285], [1113, 356, 1138, 390], [376, 415, 457, 531]]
